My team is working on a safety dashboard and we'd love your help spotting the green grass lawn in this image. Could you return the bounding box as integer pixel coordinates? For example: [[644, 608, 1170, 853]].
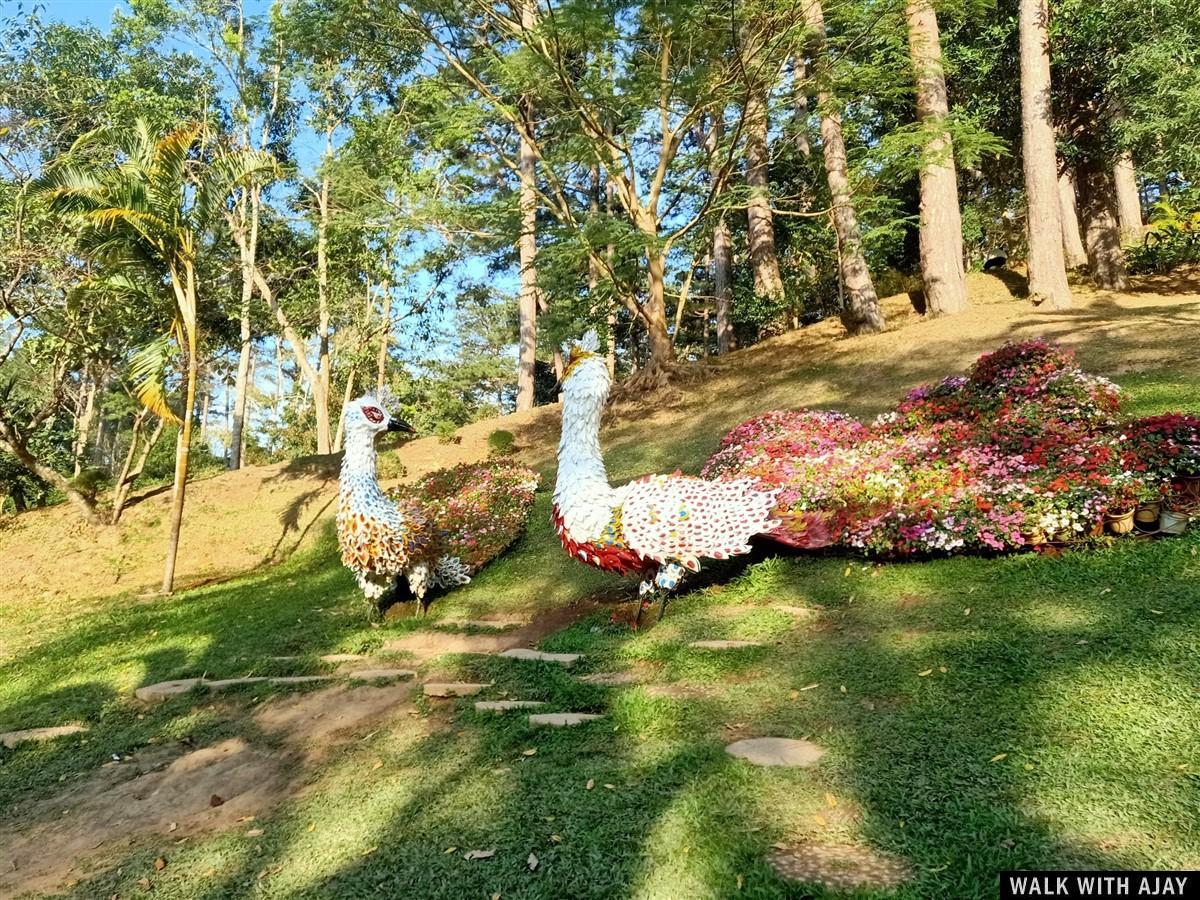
[[2, 371, 1199, 898]]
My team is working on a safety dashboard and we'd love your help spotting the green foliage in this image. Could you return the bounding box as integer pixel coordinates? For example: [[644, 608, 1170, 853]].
[[486, 429, 515, 456]]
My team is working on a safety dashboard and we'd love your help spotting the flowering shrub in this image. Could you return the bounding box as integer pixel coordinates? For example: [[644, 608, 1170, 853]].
[[388, 460, 540, 572], [703, 341, 1200, 556]]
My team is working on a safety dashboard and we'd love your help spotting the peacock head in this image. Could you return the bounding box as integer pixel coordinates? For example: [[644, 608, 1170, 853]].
[[344, 391, 416, 439], [560, 330, 610, 407]]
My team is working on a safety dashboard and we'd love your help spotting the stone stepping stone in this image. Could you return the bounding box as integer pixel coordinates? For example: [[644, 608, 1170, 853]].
[[475, 700, 545, 712], [423, 682, 493, 698], [577, 672, 638, 686], [688, 640, 764, 650], [499, 648, 581, 665], [205, 677, 271, 689], [270, 675, 336, 685], [1, 725, 88, 749], [726, 737, 825, 768], [135, 678, 206, 702], [345, 668, 416, 682], [528, 712, 602, 727], [767, 843, 910, 891], [320, 653, 369, 663]]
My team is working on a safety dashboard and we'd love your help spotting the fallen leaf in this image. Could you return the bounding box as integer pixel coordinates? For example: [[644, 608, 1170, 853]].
[[736, 874, 744, 890], [839, 685, 847, 693], [990, 753, 1008, 762], [444, 847, 458, 854], [527, 852, 539, 871], [362, 846, 378, 857], [463, 849, 496, 861], [813, 815, 828, 827], [137, 877, 152, 889], [918, 669, 933, 677], [550, 834, 562, 843], [1150, 609, 1164, 615], [938, 666, 947, 673], [800, 683, 820, 691], [843, 567, 852, 577], [167, 822, 178, 833], [154, 857, 167, 872], [209, 794, 224, 807], [771, 842, 788, 851], [237, 816, 256, 824], [604, 783, 615, 790], [372, 760, 383, 771], [1023, 763, 1036, 771], [963, 608, 971, 615], [491, 894, 501, 900], [586, 778, 595, 790], [789, 690, 799, 700], [544, 816, 555, 822], [1000, 838, 1015, 850], [246, 829, 264, 837], [824, 792, 838, 808], [307, 822, 315, 833], [522, 748, 537, 757]]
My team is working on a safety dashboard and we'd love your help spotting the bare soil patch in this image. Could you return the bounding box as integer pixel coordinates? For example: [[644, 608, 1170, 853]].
[[0, 681, 417, 895]]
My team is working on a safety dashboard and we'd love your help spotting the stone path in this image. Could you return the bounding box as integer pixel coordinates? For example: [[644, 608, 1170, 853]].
[[688, 640, 764, 650], [768, 843, 910, 891], [499, 648, 581, 665], [725, 737, 826, 768], [1, 725, 88, 750], [135, 669, 414, 702], [475, 700, 545, 712], [423, 682, 492, 698], [528, 712, 602, 727]]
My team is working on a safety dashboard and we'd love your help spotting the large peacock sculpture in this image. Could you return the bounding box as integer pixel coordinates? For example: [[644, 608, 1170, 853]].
[[552, 333, 791, 615], [337, 394, 470, 607]]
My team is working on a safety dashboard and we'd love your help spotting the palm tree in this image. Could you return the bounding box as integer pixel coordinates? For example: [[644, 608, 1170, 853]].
[[40, 120, 272, 593]]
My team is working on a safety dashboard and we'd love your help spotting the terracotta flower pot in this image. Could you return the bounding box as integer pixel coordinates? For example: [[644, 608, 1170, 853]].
[[1135, 501, 1161, 527], [1160, 508, 1189, 535], [1105, 509, 1135, 534]]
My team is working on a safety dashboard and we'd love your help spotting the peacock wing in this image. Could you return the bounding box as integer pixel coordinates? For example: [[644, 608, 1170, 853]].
[[618, 474, 779, 573]]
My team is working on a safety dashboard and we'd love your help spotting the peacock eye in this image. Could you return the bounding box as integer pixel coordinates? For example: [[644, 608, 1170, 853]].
[[362, 406, 384, 424]]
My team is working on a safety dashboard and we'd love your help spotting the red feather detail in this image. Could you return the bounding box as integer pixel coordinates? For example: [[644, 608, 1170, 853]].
[[552, 504, 657, 577]]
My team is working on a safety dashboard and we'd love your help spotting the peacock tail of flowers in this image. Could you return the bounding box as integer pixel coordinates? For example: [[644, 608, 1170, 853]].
[[702, 340, 1200, 556], [387, 459, 540, 574]]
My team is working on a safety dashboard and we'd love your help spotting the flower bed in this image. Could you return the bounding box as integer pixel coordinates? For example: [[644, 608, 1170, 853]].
[[703, 341, 1200, 555], [387, 460, 540, 572]]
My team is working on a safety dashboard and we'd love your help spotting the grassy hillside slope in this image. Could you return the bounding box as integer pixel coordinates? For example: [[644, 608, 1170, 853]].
[[2, 269, 1200, 899]]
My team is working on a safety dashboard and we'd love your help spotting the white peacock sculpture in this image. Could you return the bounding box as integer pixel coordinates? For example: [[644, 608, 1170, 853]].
[[552, 332, 786, 617], [336, 394, 471, 609]]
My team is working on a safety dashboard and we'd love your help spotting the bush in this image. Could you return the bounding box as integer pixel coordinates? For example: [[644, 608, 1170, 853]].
[[704, 340, 1200, 554], [487, 429, 515, 456]]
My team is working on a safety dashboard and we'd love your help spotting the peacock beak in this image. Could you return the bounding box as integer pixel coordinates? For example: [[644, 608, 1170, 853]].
[[387, 418, 416, 434]]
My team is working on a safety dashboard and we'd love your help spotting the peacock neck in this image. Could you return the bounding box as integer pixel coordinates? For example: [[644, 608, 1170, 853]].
[[554, 391, 617, 539], [340, 429, 386, 507]]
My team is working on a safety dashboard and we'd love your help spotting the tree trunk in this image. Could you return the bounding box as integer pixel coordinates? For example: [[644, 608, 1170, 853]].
[[0, 419, 102, 524], [1057, 169, 1089, 269], [1113, 150, 1143, 244], [162, 286, 199, 594], [706, 118, 734, 354], [111, 413, 165, 525], [313, 132, 334, 454], [804, 0, 884, 334], [515, 0, 539, 411], [642, 248, 675, 375], [1077, 156, 1130, 290], [744, 85, 786, 304], [229, 191, 258, 469], [906, 0, 968, 315], [72, 367, 98, 477], [376, 284, 393, 393], [1017, 0, 1073, 308], [792, 57, 811, 157]]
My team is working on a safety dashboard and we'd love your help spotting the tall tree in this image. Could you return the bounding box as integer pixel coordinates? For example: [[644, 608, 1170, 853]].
[[1076, 157, 1129, 290], [742, 47, 786, 306], [515, 0, 540, 410], [905, 0, 967, 315], [802, 0, 884, 334], [1112, 150, 1143, 243], [1018, 0, 1072, 308], [1057, 168, 1088, 269]]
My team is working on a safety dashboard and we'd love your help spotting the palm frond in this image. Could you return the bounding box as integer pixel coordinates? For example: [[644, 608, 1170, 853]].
[[129, 333, 181, 424]]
